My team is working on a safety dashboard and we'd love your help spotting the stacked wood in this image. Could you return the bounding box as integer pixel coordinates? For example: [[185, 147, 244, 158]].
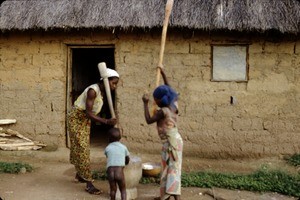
[[0, 119, 17, 125], [0, 127, 46, 151]]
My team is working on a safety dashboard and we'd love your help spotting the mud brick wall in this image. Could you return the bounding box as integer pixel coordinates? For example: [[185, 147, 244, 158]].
[[0, 31, 299, 158], [117, 32, 300, 158], [0, 33, 67, 146]]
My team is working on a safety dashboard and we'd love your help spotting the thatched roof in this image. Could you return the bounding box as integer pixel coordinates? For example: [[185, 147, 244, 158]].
[[1, 0, 300, 34]]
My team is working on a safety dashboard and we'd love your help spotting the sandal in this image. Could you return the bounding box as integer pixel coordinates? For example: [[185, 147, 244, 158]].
[[85, 185, 103, 195], [74, 173, 87, 183]]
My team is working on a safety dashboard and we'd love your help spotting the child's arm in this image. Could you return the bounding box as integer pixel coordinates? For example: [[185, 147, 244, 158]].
[[142, 93, 164, 124], [158, 66, 170, 86], [125, 156, 130, 165]]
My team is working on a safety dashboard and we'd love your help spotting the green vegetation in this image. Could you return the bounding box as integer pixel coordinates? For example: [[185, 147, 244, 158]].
[[140, 167, 300, 198], [181, 169, 300, 197], [286, 153, 300, 167], [93, 161, 300, 198], [92, 170, 107, 180], [140, 176, 160, 184], [0, 161, 33, 173]]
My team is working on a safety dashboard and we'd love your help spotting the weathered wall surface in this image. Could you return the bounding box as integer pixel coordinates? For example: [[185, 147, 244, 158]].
[[0, 30, 299, 158], [116, 32, 300, 158], [0, 33, 68, 146]]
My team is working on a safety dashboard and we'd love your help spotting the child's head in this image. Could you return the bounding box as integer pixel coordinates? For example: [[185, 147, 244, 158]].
[[153, 85, 178, 108], [108, 128, 121, 143]]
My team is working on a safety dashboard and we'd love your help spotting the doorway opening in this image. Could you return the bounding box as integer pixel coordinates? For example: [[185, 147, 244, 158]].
[[68, 46, 116, 147]]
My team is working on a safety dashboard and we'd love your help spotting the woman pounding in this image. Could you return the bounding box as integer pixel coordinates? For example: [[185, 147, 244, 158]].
[[67, 68, 119, 195]]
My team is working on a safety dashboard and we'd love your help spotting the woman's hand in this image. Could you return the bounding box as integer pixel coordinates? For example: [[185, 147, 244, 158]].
[[106, 118, 117, 126], [157, 65, 169, 85], [157, 64, 164, 69], [142, 93, 149, 103], [157, 64, 166, 74]]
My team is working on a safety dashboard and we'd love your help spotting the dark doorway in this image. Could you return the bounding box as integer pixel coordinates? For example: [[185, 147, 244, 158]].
[[70, 46, 115, 147]]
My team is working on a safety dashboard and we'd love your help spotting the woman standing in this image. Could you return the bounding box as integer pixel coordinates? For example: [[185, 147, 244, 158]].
[[142, 67, 183, 200], [68, 68, 119, 195]]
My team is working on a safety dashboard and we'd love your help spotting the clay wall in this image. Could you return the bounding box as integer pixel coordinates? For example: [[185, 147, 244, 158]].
[[0, 31, 299, 158]]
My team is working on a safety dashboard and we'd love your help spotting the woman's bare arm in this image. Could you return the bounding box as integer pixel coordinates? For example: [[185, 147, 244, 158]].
[[142, 93, 164, 124], [85, 88, 116, 125], [159, 66, 170, 86]]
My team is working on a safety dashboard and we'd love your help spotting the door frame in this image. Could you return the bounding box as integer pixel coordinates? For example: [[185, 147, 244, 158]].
[[65, 45, 115, 147]]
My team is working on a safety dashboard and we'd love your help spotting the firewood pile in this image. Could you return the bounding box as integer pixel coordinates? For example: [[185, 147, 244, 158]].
[[0, 119, 46, 151]]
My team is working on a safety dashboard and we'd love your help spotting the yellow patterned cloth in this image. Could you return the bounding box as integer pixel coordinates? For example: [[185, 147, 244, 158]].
[[67, 107, 93, 181]]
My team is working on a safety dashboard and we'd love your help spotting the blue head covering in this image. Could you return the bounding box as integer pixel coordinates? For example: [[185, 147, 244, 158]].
[[153, 85, 178, 108]]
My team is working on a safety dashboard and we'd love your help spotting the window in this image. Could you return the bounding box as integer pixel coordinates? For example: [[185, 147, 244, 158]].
[[212, 45, 248, 81]]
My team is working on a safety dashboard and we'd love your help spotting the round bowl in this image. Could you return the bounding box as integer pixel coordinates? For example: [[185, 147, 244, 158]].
[[142, 162, 161, 177]]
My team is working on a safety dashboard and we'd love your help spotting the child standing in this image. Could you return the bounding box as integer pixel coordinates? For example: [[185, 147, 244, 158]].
[[104, 128, 130, 200], [142, 67, 183, 200]]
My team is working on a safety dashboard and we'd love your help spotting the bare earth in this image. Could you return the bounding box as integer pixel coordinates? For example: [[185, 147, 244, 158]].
[[0, 147, 298, 200]]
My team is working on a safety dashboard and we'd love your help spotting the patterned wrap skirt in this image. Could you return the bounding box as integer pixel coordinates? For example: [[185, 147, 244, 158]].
[[67, 107, 92, 181], [160, 128, 183, 199]]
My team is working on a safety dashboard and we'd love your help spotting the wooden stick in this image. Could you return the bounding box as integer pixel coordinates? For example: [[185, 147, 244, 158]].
[[156, 0, 174, 86], [0, 142, 36, 147], [6, 129, 32, 142], [98, 62, 116, 118], [0, 119, 16, 125], [152, 0, 174, 115], [0, 145, 42, 151]]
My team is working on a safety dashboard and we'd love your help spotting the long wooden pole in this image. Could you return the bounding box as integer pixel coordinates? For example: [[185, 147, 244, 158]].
[[98, 62, 116, 119], [152, 0, 174, 114], [156, 0, 174, 86]]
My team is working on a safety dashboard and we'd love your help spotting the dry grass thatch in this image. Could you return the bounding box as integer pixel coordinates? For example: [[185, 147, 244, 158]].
[[0, 0, 300, 34]]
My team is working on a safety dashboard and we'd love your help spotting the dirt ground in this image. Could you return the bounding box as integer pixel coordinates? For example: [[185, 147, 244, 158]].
[[0, 147, 299, 200]]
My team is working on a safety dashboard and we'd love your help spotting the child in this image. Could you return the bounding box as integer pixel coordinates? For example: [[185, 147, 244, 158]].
[[104, 128, 130, 200], [142, 67, 183, 200]]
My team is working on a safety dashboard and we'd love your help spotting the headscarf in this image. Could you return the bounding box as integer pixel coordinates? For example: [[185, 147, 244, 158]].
[[153, 85, 178, 108], [100, 68, 119, 80]]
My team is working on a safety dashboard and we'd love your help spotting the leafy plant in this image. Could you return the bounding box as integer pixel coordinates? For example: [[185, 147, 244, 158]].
[[180, 168, 300, 197], [91, 166, 300, 198], [0, 161, 33, 174], [92, 169, 107, 180], [286, 154, 300, 167], [140, 176, 160, 184]]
